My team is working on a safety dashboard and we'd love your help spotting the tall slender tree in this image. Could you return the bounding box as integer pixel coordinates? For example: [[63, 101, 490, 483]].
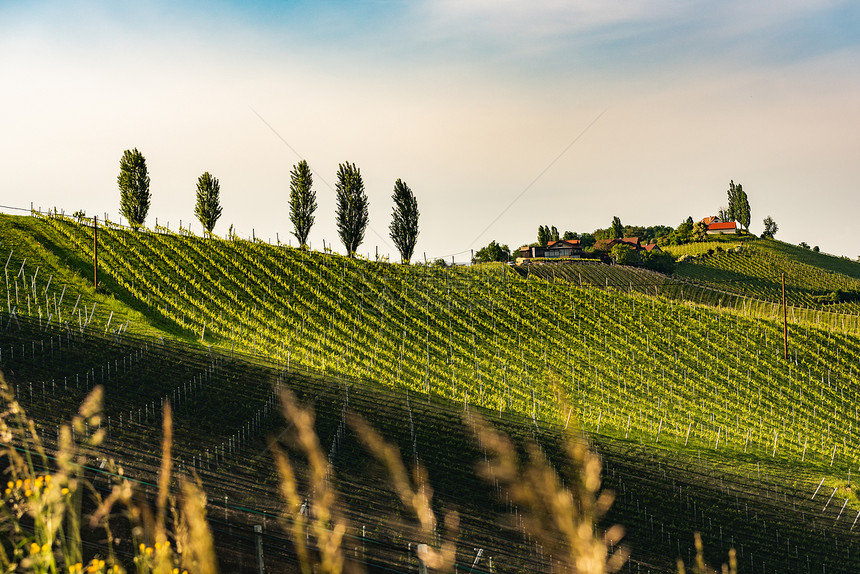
[[118, 148, 150, 229], [289, 160, 317, 248], [736, 185, 751, 231], [537, 225, 549, 247], [389, 179, 419, 263], [335, 162, 368, 257], [194, 172, 222, 236], [726, 180, 739, 222], [611, 216, 624, 240]]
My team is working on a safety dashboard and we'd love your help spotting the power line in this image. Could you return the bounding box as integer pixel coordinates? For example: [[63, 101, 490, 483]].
[[468, 108, 607, 250]]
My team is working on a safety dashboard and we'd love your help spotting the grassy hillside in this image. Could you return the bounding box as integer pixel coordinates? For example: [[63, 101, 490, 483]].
[[4, 212, 860, 571]]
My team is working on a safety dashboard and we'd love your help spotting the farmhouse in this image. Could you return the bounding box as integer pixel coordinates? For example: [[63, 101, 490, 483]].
[[699, 215, 738, 235], [706, 221, 738, 235], [545, 239, 582, 258], [516, 238, 583, 260]]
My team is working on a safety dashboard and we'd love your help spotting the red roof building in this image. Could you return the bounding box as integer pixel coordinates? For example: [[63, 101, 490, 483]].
[[706, 221, 737, 234]]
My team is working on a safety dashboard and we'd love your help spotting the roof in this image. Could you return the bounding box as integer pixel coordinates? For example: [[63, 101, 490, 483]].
[[707, 221, 737, 231], [642, 243, 660, 252], [593, 237, 641, 251], [547, 239, 581, 248], [701, 216, 719, 225]]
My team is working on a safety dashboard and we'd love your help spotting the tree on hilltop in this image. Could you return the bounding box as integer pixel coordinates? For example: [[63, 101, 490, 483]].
[[335, 162, 368, 257], [692, 221, 708, 242], [761, 216, 778, 239], [726, 180, 751, 231], [118, 148, 150, 229], [610, 216, 624, 240], [194, 172, 222, 236], [735, 186, 751, 231], [473, 241, 510, 263], [610, 243, 637, 265], [537, 225, 560, 247], [289, 160, 317, 248], [389, 179, 419, 263], [537, 225, 549, 247]]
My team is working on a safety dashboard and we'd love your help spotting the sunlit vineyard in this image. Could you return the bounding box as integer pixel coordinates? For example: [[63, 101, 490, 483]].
[[0, 213, 852, 471], [2, 314, 858, 573], [5, 212, 860, 571], [674, 240, 860, 312], [521, 257, 860, 333]]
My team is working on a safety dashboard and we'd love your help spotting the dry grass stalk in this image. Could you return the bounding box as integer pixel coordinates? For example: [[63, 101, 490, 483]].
[[270, 388, 352, 574], [468, 412, 628, 574], [348, 414, 459, 572], [0, 374, 105, 572], [90, 399, 201, 574], [177, 476, 218, 574], [675, 533, 736, 574]]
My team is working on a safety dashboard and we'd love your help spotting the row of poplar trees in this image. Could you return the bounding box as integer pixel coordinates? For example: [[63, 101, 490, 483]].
[[117, 149, 421, 263]]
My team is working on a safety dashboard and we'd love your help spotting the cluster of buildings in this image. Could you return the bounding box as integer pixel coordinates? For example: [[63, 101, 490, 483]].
[[516, 237, 659, 263], [515, 215, 738, 263]]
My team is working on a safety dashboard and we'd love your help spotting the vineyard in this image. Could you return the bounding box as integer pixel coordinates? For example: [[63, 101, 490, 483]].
[[3, 212, 860, 571], [521, 254, 860, 333], [673, 240, 860, 312], [2, 315, 858, 573]]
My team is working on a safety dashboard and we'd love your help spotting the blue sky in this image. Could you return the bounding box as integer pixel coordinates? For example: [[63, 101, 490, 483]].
[[2, 0, 859, 260]]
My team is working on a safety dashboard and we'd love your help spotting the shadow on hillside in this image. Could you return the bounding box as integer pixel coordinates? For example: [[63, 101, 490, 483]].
[[23, 219, 196, 340]]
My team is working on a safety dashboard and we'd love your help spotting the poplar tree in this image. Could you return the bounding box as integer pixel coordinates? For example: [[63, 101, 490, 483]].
[[611, 216, 624, 240], [389, 179, 419, 263], [289, 160, 317, 248], [727, 180, 751, 231], [726, 180, 738, 222], [736, 185, 751, 231], [118, 148, 150, 229], [537, 225, 549, 247], [335, 162, 368, 257], [194, 172, 222, 236]]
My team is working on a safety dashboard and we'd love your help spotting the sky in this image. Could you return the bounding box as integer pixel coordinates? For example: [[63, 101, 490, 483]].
[[1, 0, 859, 261]]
